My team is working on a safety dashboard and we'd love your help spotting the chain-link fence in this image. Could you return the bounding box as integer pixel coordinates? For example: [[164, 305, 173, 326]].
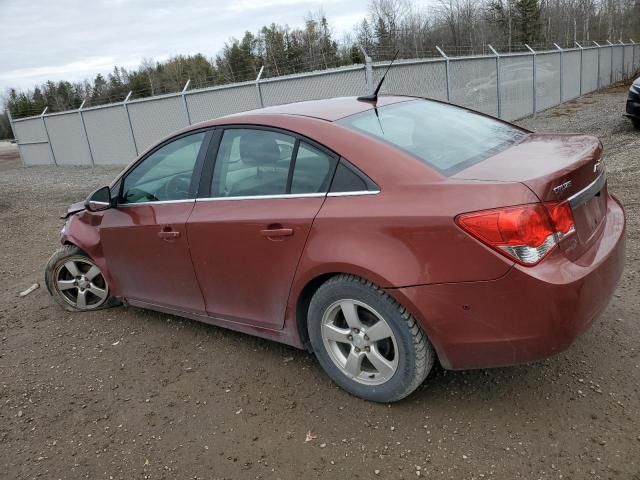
[[9, 41, 640, 166]]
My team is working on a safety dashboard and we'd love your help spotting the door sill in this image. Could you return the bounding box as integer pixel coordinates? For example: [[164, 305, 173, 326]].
[[124, 298, 303, 349]]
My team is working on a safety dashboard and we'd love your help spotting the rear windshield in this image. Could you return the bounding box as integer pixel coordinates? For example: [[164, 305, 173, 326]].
[[337, 99, 526, 176]]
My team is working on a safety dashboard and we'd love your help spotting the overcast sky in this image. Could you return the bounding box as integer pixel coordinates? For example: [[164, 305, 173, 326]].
[[0, 0, 432, 98]]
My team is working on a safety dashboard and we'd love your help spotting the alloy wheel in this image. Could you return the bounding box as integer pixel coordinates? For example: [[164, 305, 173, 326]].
[[54, 257, 109, 310], [320, 299, 399, 385]]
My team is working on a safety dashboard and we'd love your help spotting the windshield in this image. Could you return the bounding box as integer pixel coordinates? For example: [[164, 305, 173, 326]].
[[337, 99, 526, 176]]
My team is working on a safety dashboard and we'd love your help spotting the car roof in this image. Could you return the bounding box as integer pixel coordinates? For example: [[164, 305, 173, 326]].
[[202, 95, 417, 124]]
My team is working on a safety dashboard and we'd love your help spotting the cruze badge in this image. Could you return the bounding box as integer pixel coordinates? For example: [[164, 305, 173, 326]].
[[553, 180, 573, 195]]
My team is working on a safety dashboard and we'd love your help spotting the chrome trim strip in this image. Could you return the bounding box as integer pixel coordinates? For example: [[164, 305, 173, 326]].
[[196, 193, 326, 202], [194, 190, 380, 202], [327, 190, 380, 197], [118, 199, 195, 207], [16, 140, 49, 146], [90, 201, 110, 206], [116, 190, 381, 206], [567, 171, 606, 209]]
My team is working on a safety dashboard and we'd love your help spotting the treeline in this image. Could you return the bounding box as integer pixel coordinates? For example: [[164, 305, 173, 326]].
[[3, 0, 639, 127], [5, 12, 361, 120]]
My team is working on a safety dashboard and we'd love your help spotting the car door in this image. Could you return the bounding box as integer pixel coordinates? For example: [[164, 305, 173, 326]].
[[99, 129, 213, 313], [187, 127, 337, 329]]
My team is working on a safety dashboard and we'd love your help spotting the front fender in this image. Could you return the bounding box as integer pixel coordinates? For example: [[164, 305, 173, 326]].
[[61, 211, 120, 297]]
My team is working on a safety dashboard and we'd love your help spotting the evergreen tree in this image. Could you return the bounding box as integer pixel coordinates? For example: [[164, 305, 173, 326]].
[[91, 74, 109, 104], [515, 0, 542, 44]]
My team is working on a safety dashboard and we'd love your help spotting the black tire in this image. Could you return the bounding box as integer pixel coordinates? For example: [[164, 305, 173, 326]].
[[45, 245, 118, 312], [307, 274, 435, 402], [632, 118, 640, 130]]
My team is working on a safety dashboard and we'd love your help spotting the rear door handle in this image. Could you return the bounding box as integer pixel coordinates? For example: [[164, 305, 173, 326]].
[[158, 226, 181, 241], [260, 227, 294, 238]]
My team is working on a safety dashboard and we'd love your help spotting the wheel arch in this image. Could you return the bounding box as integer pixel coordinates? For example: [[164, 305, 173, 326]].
[[292, 267, 443, 365], [61, 214, 119, 296], [294, 272, 340, 352]]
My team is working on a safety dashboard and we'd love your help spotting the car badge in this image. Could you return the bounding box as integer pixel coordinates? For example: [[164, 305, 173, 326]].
[[553, 180, 572, 195]]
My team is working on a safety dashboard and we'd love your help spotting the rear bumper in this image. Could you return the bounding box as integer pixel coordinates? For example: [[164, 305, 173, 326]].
[[393, 195, 626, 370]]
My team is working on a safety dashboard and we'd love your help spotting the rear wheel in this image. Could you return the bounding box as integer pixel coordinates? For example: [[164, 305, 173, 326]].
[[308, 274, 434, 402], [45, 245, 116, 311]]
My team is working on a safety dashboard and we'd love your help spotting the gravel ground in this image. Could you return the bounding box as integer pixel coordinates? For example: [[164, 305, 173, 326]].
[[1, 85, 639, 480]]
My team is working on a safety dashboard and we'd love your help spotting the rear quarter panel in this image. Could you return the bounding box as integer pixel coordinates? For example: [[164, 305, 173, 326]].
[[292, 181, 538, 293]]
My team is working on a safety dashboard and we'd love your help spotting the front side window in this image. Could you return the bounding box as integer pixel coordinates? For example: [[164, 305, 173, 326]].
[[121, 132, 206, 204], [337, 99, 526, 176]]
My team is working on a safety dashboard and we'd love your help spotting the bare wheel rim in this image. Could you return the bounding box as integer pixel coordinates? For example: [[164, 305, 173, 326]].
[[321, 299, 399, 386], [54, 256, 109, 309]]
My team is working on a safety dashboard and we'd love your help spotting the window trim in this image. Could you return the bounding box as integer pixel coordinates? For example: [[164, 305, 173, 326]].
[[116, 128, 215, 206], [327, 190, 380, 197], [197, 124, 340, 200], [196, 192, 327, 203]]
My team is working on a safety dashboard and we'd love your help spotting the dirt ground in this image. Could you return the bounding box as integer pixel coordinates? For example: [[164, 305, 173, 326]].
[[1, 85, 639, 480]]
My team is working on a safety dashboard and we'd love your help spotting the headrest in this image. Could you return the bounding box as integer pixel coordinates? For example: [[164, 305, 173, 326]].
[[239, 133, 281, 166]]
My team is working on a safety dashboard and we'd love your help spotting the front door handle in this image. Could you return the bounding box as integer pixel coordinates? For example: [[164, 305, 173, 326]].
[[158, 226, 181, 241], [260, 226, 294, 239]]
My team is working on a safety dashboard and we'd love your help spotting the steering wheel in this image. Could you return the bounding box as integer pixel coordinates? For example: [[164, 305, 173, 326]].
[[163, 173, 191, 200]]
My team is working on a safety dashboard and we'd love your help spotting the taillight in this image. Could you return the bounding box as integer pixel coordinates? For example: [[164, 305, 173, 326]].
[[456, 202, 575, 266]]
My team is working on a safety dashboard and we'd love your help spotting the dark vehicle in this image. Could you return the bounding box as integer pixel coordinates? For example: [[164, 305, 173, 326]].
[[45, 95, 625, 402], [625, 77, 640, 129]]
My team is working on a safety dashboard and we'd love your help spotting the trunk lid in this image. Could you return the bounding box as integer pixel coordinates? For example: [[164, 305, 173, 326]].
[[454, 133, 607, 262]]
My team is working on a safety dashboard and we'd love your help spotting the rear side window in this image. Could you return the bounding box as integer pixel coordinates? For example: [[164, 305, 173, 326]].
[[337, 99, 525, 176], [329, 161, 372, 192], [290, 142, 334, 194], [211, 129, 338, 198], [211, 129, 295, 197]]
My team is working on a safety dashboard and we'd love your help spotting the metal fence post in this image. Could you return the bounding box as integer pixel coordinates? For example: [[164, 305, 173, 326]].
[[365, 57, 374, 95], [620, 40, 626, 78], [525, 44, 537, 116], [6, 108, 16, 141], [575, 42, 584, 96], [6, 109, 25, 166], [554, 43, 564, 103], [593, 41, 601, 89], [181, 79, 192, 125], [123, 91, 139, 156], [632, 39, 637, 72], [78, 99, 95, 166], [359, 45, 373, 95], [488, 45, 502, 118], [435, 46, 451, 102], [607, 40, 614, 84], [40, 107, 57, 166], [255, 66, 265, 108]]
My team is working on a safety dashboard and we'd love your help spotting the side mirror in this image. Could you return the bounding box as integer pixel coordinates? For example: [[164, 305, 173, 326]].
[[85, 186, 112, 212]]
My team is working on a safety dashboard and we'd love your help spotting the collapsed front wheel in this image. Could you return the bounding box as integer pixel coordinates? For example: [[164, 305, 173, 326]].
[[308, 274, 435, 402], [45, 245, 116, 311]]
